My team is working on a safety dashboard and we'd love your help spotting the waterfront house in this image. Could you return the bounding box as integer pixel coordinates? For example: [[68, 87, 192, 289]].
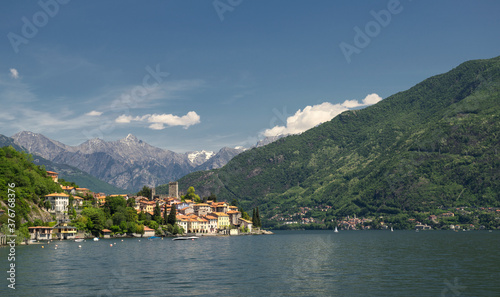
[[415, 224, 432, 230], [61, 186, 77, 195], [45, 193, 70, 212], [197, 216, 209, 233], [187, 215, 200, 233], [204, 215, 218, 233], [193, 203, 211, 216], [102, 229, 112, 238], [227, 210, 242, 226], [176, 215, 189, 233], [213, 212, 230, 230], [28, 226, 53, 241], [53, 224, 77, 240], [143, 226, 155, 237], [46, 171, 58, 182], [73, 196, 84, 207], [238, 218, 253, 232]]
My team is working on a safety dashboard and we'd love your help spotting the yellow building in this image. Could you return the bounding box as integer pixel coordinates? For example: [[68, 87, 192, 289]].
[[97, 195, 107, 205], [213, 212, 230, 230]]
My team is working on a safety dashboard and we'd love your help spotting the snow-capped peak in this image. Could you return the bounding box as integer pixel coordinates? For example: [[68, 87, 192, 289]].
[[187, 150, 215, 163], [124, 134, 138, 142]]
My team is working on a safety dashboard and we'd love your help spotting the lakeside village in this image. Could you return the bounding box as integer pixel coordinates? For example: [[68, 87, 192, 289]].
[[1, 171, 270, 245], [270, 205, 500, 231]]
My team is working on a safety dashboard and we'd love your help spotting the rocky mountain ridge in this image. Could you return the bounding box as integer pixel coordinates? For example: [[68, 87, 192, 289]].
[[11, 132, 245, 192]]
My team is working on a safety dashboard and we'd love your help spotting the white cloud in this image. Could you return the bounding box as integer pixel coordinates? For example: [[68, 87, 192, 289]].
[[115, 114, 133, 123], [263, 93, 382, 137], [85, 110, 103, 116], [115, 111, 201, 129], [9, 68, 19, 79]]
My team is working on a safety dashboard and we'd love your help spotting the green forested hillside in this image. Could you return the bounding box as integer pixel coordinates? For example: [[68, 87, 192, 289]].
[[0, 134, 125, 194], [178, 56, 500, 226], [0, 146, 62, 226]]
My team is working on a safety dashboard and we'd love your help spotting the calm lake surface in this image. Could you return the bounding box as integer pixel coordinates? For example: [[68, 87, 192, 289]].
[[1, 230, 499, 296]]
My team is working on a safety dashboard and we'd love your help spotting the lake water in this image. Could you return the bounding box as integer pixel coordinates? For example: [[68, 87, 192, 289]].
[[1, 230, 499, 296]]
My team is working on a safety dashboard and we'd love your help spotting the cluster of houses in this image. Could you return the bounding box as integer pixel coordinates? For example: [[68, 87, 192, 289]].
[[133, 196, 254, 234], [31, 171, 254, 240]]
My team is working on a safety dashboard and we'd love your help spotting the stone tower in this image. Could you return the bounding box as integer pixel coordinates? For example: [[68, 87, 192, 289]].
[[151, 182, 156, 200], [169, 182, 179, 198]]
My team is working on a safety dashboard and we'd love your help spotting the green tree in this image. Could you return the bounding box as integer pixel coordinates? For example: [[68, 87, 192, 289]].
[[126, 207, 138, 222], [163, 204, 169, 225], [127, 222, 138, 234], [103, 195, 127, 217], [137, 186, 152, 199], [168, 206, 177, 226], [44, 200, 51, 211], [208, 193, 217, 202], [256, 207, 261, 228], [173, 224, 183, 235], [126, 197, 136, 208], [81, 208, 107, 236], [182, 186, 200, 203], [137, 224, 145, 235], [153, 201, 162, 224]]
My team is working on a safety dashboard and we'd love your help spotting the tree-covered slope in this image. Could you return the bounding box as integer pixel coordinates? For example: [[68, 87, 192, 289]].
[[178, 56, 500, 225], [1, 134, 125, 194], [0, 146, 62, 226]]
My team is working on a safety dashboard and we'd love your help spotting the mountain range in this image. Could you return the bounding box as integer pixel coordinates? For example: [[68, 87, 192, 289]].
[[177, 56, 500, 227], [0, 134, 126, 194], [9, 132, 246, 192]]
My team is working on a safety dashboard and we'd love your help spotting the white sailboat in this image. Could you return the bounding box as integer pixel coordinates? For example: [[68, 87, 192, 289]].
[[334, 226, 339, 233]]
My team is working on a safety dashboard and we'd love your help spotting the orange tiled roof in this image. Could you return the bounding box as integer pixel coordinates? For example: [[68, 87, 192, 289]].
[[45, 193, 69, 197]]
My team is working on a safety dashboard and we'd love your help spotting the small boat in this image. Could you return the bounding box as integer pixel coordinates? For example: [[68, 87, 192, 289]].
[[334, 227, 339, 233], [93, 237, 99, 241], [75, 239, 84, 242], [172, 236, 199, 241], [148, 236, 160, 240], [391, 227, 394, 232]]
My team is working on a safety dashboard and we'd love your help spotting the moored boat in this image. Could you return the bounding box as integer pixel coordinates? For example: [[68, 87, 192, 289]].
[[172, 236, 199, 241]]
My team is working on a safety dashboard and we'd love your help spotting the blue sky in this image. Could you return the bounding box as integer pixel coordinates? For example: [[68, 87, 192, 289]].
[[1, 0, 499, 152]]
